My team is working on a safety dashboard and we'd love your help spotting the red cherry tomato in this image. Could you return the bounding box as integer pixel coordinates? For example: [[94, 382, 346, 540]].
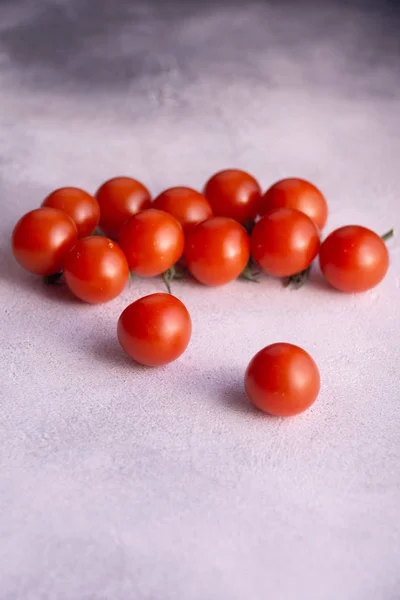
[[12, 208, 78, 275], [251, 208, 320, 277], [204, 169, 262, 224], [184, 217, 250, 286], [95, 176, 151, 239], [319, 225, 389, 293], [260, 178, 328, 230], [245, 343, 320, 416], [42, 187, 100, 237], [118, 209, 184, 276], [152, 187, 213, 233], [118, 293, 192, 366], [63, 236, 129, 303]]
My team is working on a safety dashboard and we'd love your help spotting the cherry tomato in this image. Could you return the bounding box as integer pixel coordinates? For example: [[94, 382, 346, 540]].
[[12, 208, 78, 276], [95, 176, 151, 239], [184, 217, 250, 286], [63, 236, 129, 303], [118, 209, 184, 276], [42, 187, 100, 237], [118, 293, 192, 366], [260, 178, 328, 230], [204, 169, 262, 224], [152, 186, 213, 233], [251, 208, 320, 277], [245, 343, 320, 416], [319, 225, 389, 293]]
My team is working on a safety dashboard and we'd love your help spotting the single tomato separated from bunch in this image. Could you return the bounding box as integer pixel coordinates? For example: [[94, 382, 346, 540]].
[[118, 293, 192, 366], [42, 186, 100, 237], [63, 236, 129, 303], [204, 169, 262, 224], [260, 178, 328, 231], [119, 209, 184, 277], [251, 208, 320, 277], [12, 207, 78, 276], [319, 225, 389, 293], [95, 176, 151, 238], [152, 186, 213, 233], [245, 343, 320, 416], [184, 217, 250, 286]]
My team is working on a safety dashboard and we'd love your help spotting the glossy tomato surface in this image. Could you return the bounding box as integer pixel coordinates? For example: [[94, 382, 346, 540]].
[[245, 343, 320, 416], [42, 187, 100, 237], [204, 169, 262, 224], [251, 208, 320, 277], [260, 178, 328, 230], [319, 225, 389, 293], [118, 209, 184, 277], [95, 176, 151, 238], [118, 293, 192, 366], [64, 236, 129, 303], [184, 217, 250, 286], [152, 186, 213, 233], [12, 208, 78, 276]]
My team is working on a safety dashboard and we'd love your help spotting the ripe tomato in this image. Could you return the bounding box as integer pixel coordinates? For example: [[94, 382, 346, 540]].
[[204, 169, 262, 224], [12, 208, 78, 276], [118, 293, 192, 366], [245, 343, 320, 416], [260, 178, 328, 230], [118, 209, 184, 276], [95, 176, 151, 239], [42, 187, 100, 237], [319, 225, 389, 293], [251, 208, 320, 277], [152, 186, 213, 233], [184, 217, 250, 286], [63, 236, 129, 303]]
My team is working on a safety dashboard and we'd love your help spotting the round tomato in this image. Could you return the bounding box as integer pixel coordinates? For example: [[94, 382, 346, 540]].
[[260, 178, 328, 230], [152, 186, 213, 233], [251, 208, 320, 277], [184, 217, 250, 286], [319, 225, 389, 293], [118, 209, 184, 276], [118, 293, 192, 366], [12, 208, 78, 276], [245, 343, 320, 416], [63, 236, 129, 303], [42, 186, 100, 237], [95, 176, 151, 238], [203, 169, 262, 224]]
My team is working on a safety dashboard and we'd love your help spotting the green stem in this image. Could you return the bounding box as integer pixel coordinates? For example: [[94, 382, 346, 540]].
[[43, 271, 64, 285], [283, 265, 311, 289], [162, 266, 175, 294], [381, 229, 394, 242]]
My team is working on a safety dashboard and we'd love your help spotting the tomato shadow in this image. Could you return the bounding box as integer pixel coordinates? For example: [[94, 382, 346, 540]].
[[219, 383, 258, 415], [0, 249, 79, 305], [89, 333, 143, 370]]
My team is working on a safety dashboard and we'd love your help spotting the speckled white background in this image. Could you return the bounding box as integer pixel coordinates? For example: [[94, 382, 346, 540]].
[[1, 1, 400, 598]]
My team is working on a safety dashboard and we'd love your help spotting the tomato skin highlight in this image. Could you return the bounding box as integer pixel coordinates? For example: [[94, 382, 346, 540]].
[[204, 169, 262, 224], [319, 225, 389, 293], [118, 209, 184, 277], [260, 178, 328, 230], [118, 293, 192, 366], [251, 208, 320, 277], [152, 187, 213, 234], [42, 187, 100, 237], [63, 236, 129, 303], [12, 208, 78, 276], [184, 217, 251, 286], [95, 176, 151, 239], [245, 343, 320, 417]]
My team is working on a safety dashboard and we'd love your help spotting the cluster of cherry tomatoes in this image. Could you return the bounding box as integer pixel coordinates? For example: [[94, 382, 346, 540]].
[[11, 170, 392, 417]]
